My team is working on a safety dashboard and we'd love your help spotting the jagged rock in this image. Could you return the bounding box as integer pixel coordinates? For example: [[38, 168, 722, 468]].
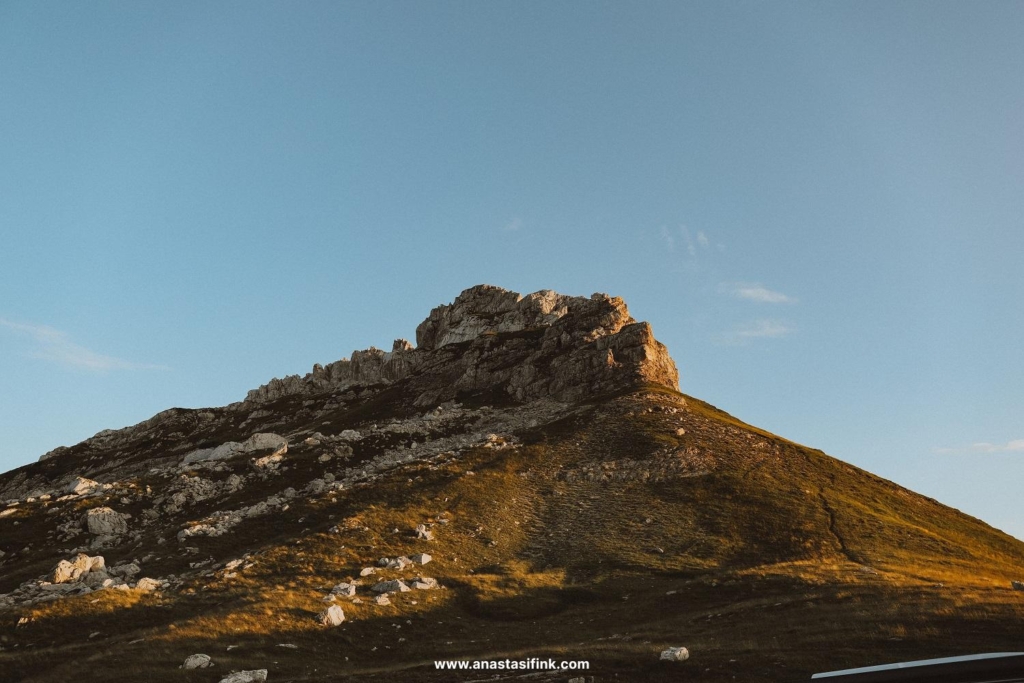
[[1012, 581, 1024, 591], [182, 654, 213, 669], [317, 604, 345, 626], [372, 579, 410, 594], [50, 560, 84, 584], [373, 594, 391, 606], [109, 562, 140, 580], [410, 553, 432, 565], [83, 507, 128, 536], [379, 556, 412, 570], [411, 577, 438, 590], [83, 570, 112, 588], [242, 285, 678, 407], [359, 567, 377, 577], [134, 577, 161, 591], [218, 671, 268, 683], [660, 647, 689, 661], [69, 553, 93, 573], [66, 477, 99, 495], [415, 524, 434, 541], [331, 582, 357, 597]]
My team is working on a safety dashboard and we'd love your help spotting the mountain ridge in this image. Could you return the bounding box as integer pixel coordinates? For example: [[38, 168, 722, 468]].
[[1, 285, 1022, 683]]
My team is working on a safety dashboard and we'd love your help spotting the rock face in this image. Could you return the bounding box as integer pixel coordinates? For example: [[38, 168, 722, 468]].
[[83, 507, 128, 536], [183, 433, 287, 465], [243, 285, 679, 406]]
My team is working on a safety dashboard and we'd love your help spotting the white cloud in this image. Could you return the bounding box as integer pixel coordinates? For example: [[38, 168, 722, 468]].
[[502, 218, 522, 232], [716, 319, 795, 345], [721, 282, 796, 304], [660, 225, 675, 252], [679, 225, 696, 256], [0, 318, 167, 372], [697, 231, 709, 247], [936, 439, 1024, 455]]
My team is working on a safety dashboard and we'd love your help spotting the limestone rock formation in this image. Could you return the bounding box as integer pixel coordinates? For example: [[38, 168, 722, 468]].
[[242, 284, 679, 406]]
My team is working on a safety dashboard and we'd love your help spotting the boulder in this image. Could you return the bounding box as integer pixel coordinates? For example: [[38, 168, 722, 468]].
[[660, 647, 689, 662], [82, 570, 112, 588], [410, 553, 432, 565], [218, 671, 268, 683], [182, 654, 213, 669], [331, 583, 357, 597], [317, 604, 345, 626], [50, 560, 83, 584], [372, 579, 410, 594], [69, 553, 93, 573], [83, 507, 128, 536], [1012, 581, 1024, 591], [373, 594, 391, 606], [134, 577, 161, 591], [411, 577, 438, 590], [359, 567, 377, 577], [415, 524, 434, 541], [109, 562, 140, 580]]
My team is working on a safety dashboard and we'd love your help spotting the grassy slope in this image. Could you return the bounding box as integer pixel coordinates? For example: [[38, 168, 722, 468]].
[[2, 387, 1023, 682]]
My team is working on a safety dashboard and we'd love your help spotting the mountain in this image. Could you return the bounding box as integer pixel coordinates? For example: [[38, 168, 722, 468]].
[[1, 285, 1022, 683]]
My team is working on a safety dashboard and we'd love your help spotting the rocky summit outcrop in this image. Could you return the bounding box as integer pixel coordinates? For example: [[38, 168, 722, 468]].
[[245, 284, 679, 406]]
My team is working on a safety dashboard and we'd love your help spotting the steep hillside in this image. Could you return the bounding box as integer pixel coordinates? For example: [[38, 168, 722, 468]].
[[1, 285, 1022, 683]]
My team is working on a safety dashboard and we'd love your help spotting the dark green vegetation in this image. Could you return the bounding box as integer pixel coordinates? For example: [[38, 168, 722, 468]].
[[2, 386, 1023, 682]]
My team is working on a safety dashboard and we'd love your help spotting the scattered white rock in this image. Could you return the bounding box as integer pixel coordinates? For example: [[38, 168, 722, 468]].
[[660, 646, 689, 662], [373, 594, 391, 606], [331, 583, 357, 597], [372, 579, 410, 594], [359, 567, 377, 577], [410, 553, 432, 565], [317, 604, 345, 626], [182, 654, 213, 669], [411, 577, 438, 590], [415, 524, 434, 541]]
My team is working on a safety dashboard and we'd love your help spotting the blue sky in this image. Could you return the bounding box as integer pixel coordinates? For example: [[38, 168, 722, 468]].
[[1, 2, 1021, 538]]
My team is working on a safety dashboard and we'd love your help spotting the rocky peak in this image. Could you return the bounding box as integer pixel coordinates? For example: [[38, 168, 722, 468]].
[[414, 285, 634, 350], [245, 285, 679, 406]]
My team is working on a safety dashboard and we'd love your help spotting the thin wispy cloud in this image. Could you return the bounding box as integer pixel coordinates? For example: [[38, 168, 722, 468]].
[[502, 218, 522, 232], [716, 319, 795, 346], [721, 282, 797, 304], [662, 224, 712, 258], [935, 439, 1024, 455], [660, 225, 675, 252], [0, 318, 167, 372]]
